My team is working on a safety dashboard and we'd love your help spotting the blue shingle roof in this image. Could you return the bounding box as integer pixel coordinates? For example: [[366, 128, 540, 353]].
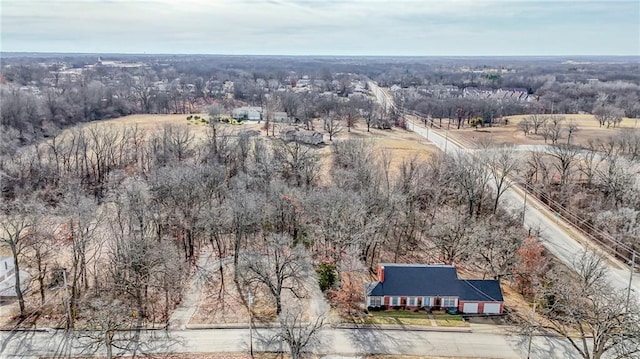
[[458, 280, 504, 302], [366, 264, 503, 302]]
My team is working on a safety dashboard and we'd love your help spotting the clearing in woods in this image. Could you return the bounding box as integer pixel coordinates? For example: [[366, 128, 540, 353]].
[[88, 114, 439, 168]]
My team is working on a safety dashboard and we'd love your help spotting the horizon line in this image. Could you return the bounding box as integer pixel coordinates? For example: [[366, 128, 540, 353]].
[[1, 51, 639, 59]]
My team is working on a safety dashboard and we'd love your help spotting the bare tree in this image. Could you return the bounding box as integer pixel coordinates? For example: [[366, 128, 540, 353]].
[[471, 217, 524, 282], [449, 152, 491, 217], [595, 156, 634, 208], [275, 304, 325, 359], [518, 117, 532, 136], [594, 105, 624, 128], [323, 112, 343, 141], [427, 206, 473, 264], [547, 144, 580, 186], [0, 199, 38, 316], [273, 140, 321, 188], [79, 296, 136, 359], [541, 115, 565, 144], [566, 119, 580, 144], [61, 184, 102, 328], [239, 233, 309, 315], [526, 114, 548, 135], [483, 145, 520, 213], [341, 100, 360, 133], [536, 252, 640, 359]]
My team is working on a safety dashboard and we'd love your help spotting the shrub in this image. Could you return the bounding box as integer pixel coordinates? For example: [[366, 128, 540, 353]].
[[187, 115, 193, 120], [316, 263, 337, 291]]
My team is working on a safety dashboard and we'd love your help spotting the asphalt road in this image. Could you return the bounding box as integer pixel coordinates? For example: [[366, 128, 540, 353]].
[[0, 327, 584, 359], [405, 118, 640, 303], [367, 80, 639, 302]]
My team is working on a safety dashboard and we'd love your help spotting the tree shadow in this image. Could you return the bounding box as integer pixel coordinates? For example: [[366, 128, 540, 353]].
[[507, 333, 578, 359], [343, 326, 406, 355]]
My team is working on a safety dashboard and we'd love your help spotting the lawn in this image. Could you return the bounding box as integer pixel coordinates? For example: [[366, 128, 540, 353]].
[[433, 314, 466, 327], [356, 310, 468, 327]]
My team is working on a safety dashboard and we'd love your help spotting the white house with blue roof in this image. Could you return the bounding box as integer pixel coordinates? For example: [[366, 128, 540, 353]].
[[365, 263, 504, 314]]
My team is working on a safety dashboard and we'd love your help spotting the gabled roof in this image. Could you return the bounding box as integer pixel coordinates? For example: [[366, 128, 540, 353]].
[[459, 280, 503, 302], [366, 264, 503, 302], [367, 264, 460, 297]]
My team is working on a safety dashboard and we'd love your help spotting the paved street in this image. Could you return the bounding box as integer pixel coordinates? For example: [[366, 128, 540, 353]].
[[368, 80, 639, 303], [0, 327, 582, 358], [405, 118, 640, 303]]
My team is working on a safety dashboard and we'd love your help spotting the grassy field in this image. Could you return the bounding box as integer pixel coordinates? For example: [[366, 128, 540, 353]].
[[441, 113, 638, 148]]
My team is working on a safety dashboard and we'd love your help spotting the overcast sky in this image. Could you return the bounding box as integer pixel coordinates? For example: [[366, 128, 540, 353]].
[[1, 0, 639, 56]]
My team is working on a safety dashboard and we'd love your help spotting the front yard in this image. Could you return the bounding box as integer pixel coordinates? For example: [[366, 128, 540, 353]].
[[350, 309, 468, 327]]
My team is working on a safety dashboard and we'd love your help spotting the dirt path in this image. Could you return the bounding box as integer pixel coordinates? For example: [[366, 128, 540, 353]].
[[169, 251, 231, 329]]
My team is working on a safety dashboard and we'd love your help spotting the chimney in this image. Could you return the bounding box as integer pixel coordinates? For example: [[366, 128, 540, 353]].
[[378, 265, 385, 283]]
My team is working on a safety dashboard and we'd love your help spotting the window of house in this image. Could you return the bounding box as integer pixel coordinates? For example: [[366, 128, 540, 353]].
[[369, 297, 382, 307], [422, 297, 432, 307], [442, 297, 457, 307], [391, 297, 400, 306], [407, 297, 416, 306]]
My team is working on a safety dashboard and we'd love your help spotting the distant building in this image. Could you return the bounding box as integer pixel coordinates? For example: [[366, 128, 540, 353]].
[[232, 106, 262, 121], [0, 257, 30, 298], [273, 112, 289, 122]]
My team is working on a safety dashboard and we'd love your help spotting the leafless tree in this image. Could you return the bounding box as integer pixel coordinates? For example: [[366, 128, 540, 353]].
[[547, 144, 580, 186], [61, 183, 102, 328], [323, 111, 343, 141], [536, 252, 640, 359], [330, 139, 382, 194], [427, 206, 472, 264], [341, 100, 360, 132], [525, 149, 552, 187], [595, 156, 635, 208], [594, 105, 624, 128], [79, 296, 136, 359], [526, 113, 548, 135], [239, 233, 309, 315], [483, 145, 520, 213], [25, 215, 54, 305], [449, 152, 491, 217], [471, 217, 524, 282], [566, 119, 579, 144], [275, 304, 325, 359], [518, 117, 533, 136], [540, 115, 565, 144], [0, 199, 39, 316], [273, 140, 321, 188]]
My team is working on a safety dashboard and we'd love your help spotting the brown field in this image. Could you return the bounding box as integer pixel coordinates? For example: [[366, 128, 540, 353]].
[[441, 114, 639, 148], [81, 115, 439, 164]]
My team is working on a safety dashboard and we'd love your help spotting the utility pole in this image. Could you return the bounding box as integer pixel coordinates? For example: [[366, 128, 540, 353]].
[[522, 189, 528, 227], [63, 268, 72, 330], [627, 251, 637, 312], [527, 300, 537, 359], [248, 292, 254, 359]]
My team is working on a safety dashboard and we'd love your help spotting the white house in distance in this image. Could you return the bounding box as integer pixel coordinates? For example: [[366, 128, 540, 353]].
[[0, 256, 30, 299], [232, 106, 262, 121]]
